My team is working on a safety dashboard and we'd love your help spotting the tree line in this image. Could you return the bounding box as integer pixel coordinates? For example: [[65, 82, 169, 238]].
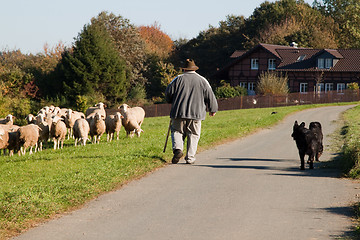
[[0, 0, 358, 120]]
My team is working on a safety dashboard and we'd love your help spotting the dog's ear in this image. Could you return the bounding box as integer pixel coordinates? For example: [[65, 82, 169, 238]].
[[294, 121, 298, 126], [300, 122, 305, 127]]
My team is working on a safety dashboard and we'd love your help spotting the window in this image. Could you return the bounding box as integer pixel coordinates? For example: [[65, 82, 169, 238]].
[[337, 83, 345, 92], [251, 59, 259, 70], [239, 82, 246, 88], [325, 58, 332, 69], [325, 83, 333, 92], [297, 55, 306, 62], [318, 58, 333, 69], [268, 59, 276, 70], [315, 83, 324, 93], [248, 82, 255, 91], [300, 83, 308, 93]]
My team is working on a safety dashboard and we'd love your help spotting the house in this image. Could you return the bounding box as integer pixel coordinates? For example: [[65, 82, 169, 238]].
[[215, 43, 360, 93]]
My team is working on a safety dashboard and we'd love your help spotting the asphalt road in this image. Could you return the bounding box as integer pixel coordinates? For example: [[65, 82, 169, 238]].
[[13, 105, 360, 240]]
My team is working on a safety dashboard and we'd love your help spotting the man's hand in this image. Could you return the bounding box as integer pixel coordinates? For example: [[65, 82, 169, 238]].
[[209, 112, 216, 117]]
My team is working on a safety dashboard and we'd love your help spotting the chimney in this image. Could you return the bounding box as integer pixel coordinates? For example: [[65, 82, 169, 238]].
[[290, 42, 298, 48]]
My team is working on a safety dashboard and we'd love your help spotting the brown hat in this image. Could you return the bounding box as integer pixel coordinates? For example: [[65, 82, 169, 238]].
[[182, 59, 199, 71]]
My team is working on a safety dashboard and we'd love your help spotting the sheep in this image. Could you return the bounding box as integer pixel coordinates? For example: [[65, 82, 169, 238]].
[[18, 124, 40, 155], [105, 112, 123, 141], [0, 125, 20, 156], [0, 114, 15, 125], [89, 112, 106, 144], [35, 114, 50, 151], [85, 102, 106, 119], [64, 109, 85, 139], [50, 116, 67, 150], [26, 114, 37, 124], [119, 104, 145, 137], [73, 118, 90, 146]]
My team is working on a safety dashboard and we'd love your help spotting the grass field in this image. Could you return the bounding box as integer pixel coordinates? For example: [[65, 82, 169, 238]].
[[0, 103, 355, 239]]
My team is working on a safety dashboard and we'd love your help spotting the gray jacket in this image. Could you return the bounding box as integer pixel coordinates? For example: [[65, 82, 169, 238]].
[[165, 71, 218, 120]]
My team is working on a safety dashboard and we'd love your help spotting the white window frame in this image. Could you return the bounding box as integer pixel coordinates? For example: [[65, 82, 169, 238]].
[[248, 82, 255, 91], [268, 59, 276, 70], [300, 83, 308, 93], [251, 59, 259, 70], [239, 82, 246, 88], [315, 83, 324, 93], [325, 83, 333, 92], [337, 83, 345, 93], [325, 58, 332, 69], [318, 58, 324, 69]]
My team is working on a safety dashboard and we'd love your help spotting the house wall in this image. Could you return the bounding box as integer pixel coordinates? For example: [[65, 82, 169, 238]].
[[229, 48, 279, 87]]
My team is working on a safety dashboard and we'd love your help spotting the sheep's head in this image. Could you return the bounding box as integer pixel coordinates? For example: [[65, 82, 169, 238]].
[[115, 112, 123, 120], [6, 114, 13, 122], [118, 104, 129, 114], [95, 102, 105, 109]]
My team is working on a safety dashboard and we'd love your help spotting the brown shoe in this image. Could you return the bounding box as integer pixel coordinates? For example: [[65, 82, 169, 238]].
[[172, 149, 183, 164]]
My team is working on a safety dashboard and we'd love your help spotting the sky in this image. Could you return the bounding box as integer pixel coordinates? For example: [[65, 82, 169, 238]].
[[1, 0, 313, 54]]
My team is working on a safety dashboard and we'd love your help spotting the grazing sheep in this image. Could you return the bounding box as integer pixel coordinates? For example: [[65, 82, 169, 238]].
[[105, 112, 123, 141], [86, 102, 106, 119], [89, 112, 106, 144], [73, 118, 90, 146], [35, 114, 50, 151], [18, 124, 40, 155], [64, 109, 85, 139], [0, 114, 15, 125], [50, 116, 67, 150], [119, 104, 145, 137]]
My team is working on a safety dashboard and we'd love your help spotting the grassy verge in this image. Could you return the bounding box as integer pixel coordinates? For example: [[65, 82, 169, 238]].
[[0, 103, 355, 239], [335, 104, 360, 239]]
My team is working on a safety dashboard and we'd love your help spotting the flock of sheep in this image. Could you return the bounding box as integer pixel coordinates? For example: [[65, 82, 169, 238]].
[[0, 102, 146, 156]]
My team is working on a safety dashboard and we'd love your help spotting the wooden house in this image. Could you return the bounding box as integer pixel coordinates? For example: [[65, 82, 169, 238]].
[[215, 43, 360, 94]]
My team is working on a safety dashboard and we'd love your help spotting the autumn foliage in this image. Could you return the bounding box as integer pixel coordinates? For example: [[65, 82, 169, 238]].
[[138, 23, 174, 59]]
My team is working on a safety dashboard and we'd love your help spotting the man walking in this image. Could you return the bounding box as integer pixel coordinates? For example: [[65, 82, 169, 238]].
[[165, 59, 218, 164]]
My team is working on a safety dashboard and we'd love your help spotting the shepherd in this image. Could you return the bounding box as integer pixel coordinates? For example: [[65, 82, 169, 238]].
[[165, 59, 218, 164]]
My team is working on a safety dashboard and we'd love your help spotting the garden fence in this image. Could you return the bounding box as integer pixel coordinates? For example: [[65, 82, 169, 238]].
[[107, 90, 360, 118]]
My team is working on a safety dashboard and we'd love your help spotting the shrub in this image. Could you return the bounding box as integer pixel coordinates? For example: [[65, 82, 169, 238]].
[[257, 71, 289, 95], [215, 81, 247, 99]]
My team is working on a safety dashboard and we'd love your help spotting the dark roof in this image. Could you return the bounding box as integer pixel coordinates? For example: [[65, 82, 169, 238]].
[[224, 43, 360, 73]]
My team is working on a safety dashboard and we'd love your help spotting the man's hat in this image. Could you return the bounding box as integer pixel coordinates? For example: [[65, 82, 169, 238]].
[[182, 59, 199, 71]]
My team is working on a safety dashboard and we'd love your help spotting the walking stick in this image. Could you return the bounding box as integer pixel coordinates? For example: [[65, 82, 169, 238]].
[[163, 119, 172, 153]]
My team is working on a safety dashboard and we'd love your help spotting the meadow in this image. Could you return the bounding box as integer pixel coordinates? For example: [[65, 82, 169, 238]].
[[0, 103, 355, 239]]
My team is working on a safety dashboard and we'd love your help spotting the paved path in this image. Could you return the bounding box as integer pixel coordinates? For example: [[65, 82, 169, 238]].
[[14, 105, 360, 240]]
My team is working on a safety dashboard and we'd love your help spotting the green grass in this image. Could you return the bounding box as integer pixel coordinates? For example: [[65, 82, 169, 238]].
[[0, 103, 356, 239]]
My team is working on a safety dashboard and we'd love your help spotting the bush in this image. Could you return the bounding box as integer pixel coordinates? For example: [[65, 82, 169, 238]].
[[257, 71, 289, 95], [348, 82, 359, 90], [215, 81, 247, 99]]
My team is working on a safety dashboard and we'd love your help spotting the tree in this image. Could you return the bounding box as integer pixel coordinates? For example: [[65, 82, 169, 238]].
[[91, 11, 147, 87], [313, 0, 360, 48], [55, 22, 128, 106], [138, 22, 174, 59]]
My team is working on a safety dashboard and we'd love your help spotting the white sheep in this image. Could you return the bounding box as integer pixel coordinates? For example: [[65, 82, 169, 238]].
[[35, 114, 50, 151], [73, 118, 90, 146], [89, 112, 106, 144], [105, 112, 123, 141], [85, 102, 106, 119], [0, 114, 15, 125], [118, 104, 145, 137], [50, 116, 67, 150], [18, 124, 40, 155], [64, 109, 85, 139]]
